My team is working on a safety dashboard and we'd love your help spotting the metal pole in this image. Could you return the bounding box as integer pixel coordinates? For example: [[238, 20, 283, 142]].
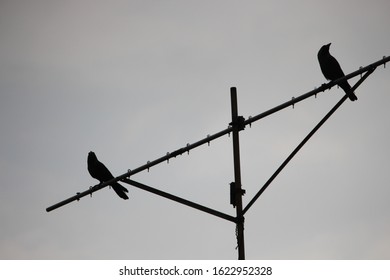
[[230, 87, 245, 260]]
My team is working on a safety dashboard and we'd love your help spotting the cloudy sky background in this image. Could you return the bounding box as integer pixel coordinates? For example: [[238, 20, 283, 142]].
[[1, 0, 389, 259]]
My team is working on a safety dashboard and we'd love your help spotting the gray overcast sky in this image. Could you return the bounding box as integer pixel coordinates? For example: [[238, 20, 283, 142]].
[[1, 0, 389, 259]]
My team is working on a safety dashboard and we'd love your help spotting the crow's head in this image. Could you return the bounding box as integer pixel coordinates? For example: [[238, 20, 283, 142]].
[[88, 151, 97, 161], [318, 43, 332, 56]]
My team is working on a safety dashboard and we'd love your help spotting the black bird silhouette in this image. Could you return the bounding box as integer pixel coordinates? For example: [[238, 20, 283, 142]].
[[318, 43, 358, 101], [87, 151, 129, 200]]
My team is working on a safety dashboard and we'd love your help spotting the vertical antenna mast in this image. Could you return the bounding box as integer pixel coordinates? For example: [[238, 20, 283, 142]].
[[230, 87, 245, 260]]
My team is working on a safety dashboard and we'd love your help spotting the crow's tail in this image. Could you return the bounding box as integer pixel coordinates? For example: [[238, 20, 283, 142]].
[[111, 182, 129, 200], [339, 80, 358, 101]]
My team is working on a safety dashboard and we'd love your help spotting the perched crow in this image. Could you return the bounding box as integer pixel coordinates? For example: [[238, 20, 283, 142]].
[[87, 151, 129, 200], [318, 43, 358, 101]]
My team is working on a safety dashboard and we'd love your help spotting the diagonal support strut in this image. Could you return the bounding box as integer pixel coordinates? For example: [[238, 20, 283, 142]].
[[243, 66, 377, 215], [122, 178, 237, 223]]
